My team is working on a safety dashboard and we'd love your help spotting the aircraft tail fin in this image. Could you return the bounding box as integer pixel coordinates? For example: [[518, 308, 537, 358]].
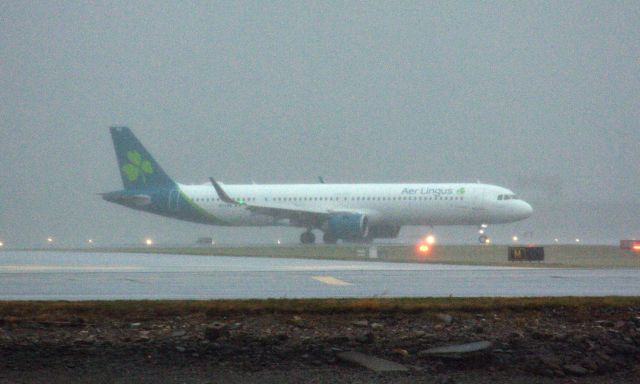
[[110, 127, 175, 190]]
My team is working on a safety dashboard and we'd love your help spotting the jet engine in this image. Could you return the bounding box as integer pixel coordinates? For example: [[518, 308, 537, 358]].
[[326, 213, 369, 241]]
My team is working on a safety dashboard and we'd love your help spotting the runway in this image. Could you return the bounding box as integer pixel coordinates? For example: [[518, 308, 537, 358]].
[[0, 250, 639, 300]]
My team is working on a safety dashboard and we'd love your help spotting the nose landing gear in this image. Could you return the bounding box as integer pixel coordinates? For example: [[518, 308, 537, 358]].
[[478, 224, 490, 244]]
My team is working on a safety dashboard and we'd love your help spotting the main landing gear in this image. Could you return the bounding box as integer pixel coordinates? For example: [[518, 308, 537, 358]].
[[322, 232, 337, 244], [300, 231, 316, 244]]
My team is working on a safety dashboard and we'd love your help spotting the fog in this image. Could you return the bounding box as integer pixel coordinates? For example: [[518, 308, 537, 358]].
[[1, 2, 638, 247]]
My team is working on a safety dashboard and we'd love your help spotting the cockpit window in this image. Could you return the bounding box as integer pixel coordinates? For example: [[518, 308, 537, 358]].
[[498, 194, 517, 200], [498, 195, 503, 200]]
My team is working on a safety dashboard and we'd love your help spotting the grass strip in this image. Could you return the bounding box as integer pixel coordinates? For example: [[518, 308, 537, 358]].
[[24, 244, 639, 269]]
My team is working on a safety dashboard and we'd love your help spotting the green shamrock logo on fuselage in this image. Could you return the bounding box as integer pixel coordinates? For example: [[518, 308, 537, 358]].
[[122, 150, 154, 183]]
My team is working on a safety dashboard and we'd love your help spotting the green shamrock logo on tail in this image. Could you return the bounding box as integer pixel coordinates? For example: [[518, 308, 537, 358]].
[[122, 150, 154, 183]]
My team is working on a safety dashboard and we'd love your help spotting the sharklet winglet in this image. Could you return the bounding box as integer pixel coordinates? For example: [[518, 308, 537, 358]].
[[209, 178, 240, 205]]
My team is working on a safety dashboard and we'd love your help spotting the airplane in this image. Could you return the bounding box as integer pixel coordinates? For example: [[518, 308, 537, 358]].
[[102, 127, 532, 244]]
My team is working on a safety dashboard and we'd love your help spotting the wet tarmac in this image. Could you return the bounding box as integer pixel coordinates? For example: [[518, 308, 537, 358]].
[[0, 250, 638, 300]]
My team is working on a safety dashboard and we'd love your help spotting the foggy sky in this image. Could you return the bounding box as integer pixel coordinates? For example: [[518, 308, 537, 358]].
[[1, 2, 639, 247]]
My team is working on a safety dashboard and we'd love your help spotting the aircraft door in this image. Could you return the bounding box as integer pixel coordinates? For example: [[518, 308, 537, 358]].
[[471, 186, 487, 223]]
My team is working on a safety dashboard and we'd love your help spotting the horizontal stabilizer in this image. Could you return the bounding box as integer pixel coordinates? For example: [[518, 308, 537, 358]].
[[100, 191, 151, 207]]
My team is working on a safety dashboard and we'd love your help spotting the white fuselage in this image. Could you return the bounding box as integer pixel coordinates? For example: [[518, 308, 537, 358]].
[[177, 182, 532, 228]]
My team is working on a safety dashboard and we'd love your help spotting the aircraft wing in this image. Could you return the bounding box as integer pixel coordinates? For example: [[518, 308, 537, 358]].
[[209, 178, 364, 227]]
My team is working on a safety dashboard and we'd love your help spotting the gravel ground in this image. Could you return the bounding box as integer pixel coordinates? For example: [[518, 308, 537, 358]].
[[2, 305, 640, 383]]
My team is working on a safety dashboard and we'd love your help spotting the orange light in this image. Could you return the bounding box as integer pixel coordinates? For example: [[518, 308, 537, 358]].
[[632, 244, 640, 252], [414, 241, 433, 260]]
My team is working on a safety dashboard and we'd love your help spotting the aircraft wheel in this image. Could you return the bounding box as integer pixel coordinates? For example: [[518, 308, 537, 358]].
[[322, 232, 338, 244], [300, 231, 315, 244], [479, 235, 488, 244]]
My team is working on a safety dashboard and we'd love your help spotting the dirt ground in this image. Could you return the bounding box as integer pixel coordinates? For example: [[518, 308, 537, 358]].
[[2, 302, 640, 383]]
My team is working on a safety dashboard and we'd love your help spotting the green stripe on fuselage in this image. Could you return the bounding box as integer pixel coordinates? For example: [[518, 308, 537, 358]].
[[177, 189, 230, 225]]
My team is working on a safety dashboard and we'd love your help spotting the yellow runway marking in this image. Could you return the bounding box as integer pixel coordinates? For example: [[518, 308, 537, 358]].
[[312, 276, 352, 286]]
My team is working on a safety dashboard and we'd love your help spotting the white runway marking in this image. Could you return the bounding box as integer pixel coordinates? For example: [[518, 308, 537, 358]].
[[312, 276, 352, 286], [0, 265, 140, 272]]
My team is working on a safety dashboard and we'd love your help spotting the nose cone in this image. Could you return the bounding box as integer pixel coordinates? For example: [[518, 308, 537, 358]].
[[516, 200, 533, 220]]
